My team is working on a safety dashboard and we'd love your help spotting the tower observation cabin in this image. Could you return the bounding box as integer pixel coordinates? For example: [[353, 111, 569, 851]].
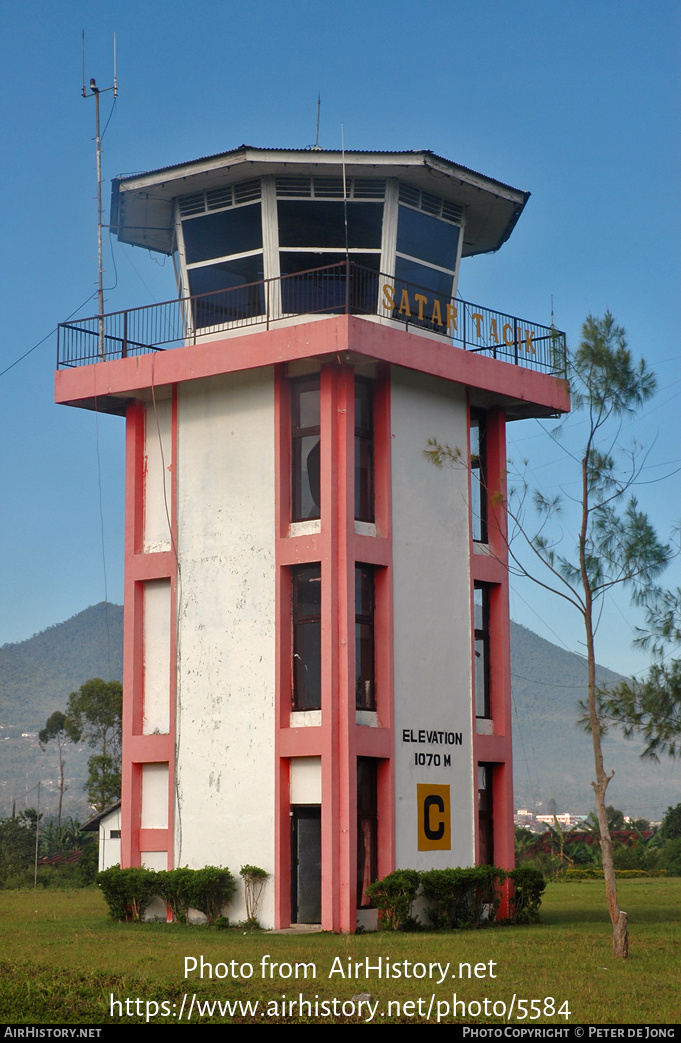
[[56, 146, 569, 931]]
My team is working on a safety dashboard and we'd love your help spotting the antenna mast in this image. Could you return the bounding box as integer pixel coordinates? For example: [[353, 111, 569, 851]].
[[310, 94, 322, 151], [82, 32, 118, 360]]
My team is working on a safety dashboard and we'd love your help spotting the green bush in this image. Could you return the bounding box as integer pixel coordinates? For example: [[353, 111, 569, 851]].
[[365, 869, 420, 930], [154, 868, 195, 923], [613, 842, 647, 871], [2, 862, 97, 891], [508, 865, 546, 923], [420, 868, 474, 929], [565, 868, 651, 880], [97, 865, 236, 925], [76, 844, 99, 887], [183, 866, 236, 926], [451, 865, 506, 927], [657, 838, 681, 876], [97, 866, 159, 921]]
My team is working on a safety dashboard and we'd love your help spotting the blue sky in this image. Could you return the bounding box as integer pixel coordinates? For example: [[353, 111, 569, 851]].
[[1, 0, 679, 682]]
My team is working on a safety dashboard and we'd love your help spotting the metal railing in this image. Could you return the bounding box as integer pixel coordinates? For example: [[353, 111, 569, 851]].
[[57, 261, 566, 377]]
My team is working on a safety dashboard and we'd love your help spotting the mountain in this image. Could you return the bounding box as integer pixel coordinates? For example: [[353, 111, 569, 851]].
[[0, 605, 676, 822], [0, 603, 122, 819], [0, 603, 122, 729], [510, 621, 677, 819]]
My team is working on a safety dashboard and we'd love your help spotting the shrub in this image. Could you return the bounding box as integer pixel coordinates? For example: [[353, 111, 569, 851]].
[[76, 844, 99, 887], [657, 838, 681, 876], [155, 868, 195, 923], [420, 866, 505, 928], [613, 842, 647, 871], [420, 868, 468, 929], [365, 869, 420, 930], [183, 866, 236, 925], [460, 865, 506, 926], [508, 865, 546, 923], [565, 868, 650, 880], [97, 866, 159, 921]]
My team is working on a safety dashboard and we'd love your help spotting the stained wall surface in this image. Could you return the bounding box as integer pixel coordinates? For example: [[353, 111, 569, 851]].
[[174, 368, 276, 925], [390, 367, 475, 869]]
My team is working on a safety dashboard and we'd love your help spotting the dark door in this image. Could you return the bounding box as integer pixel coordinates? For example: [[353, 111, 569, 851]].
[[291, 806, 321, 923]]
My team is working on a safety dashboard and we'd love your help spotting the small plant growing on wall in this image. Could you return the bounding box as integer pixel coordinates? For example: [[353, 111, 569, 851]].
[[240, 864, 268, 927]]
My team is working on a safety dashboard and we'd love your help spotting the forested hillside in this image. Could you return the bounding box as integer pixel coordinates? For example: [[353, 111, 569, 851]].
[[0, 605, 676, 821]]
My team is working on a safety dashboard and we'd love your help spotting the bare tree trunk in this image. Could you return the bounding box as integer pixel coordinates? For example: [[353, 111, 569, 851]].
[[57, 735, 67, 828], [581, 455, 628, 958]]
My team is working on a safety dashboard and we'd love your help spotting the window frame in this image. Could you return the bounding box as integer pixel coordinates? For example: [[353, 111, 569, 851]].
[[355, 564, 376, 712], [357, 757, 378, 907], [291, 376, 321, 522], [291, 564, 322, 711], [354, 377, 374, 524], [474, 582, 491, 720], [470, 408, 488, 543], [477, 763, 494, 865]]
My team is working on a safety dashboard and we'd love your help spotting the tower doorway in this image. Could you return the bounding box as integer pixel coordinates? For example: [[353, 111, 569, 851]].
[[291, 806, 321, 923]]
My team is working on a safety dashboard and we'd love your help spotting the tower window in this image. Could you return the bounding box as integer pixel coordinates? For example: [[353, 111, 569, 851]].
[[470, 409, 487, 542], [357, 758, 378, 907], [355, 379, 374, 523], [292, 565, 322, 710], [356, 565, 375, 711], [474, 582, 490, 720], [478, 764, 494, 865], [291, 377, 321, 521]]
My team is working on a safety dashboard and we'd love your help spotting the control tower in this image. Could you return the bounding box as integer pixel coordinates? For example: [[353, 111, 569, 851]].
[[56, 146, 569, 930]]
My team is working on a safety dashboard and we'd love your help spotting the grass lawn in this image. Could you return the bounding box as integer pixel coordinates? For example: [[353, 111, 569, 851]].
[[1, 877, 680, 1024]]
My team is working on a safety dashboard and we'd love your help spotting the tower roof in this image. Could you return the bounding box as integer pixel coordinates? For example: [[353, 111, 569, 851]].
[[111, 145, 529, 258]]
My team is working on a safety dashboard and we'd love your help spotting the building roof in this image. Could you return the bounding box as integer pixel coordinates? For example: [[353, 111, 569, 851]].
[[80, 800, 121, 832], [110, 145, 530, 258]]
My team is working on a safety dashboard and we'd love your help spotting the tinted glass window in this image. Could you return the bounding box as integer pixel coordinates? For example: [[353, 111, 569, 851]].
[[355, 380, 374, 523], [188, 255, 264, 326], [355, 565, 375, 711], [397, 205, 459, 270], [478, 763, 494, 865], [394, 257, 454, 298], [183, 203, 263, 264], [293, 565, 322, 710], [278, 201, 383, 249], [188, 255, 264, 294], [280, 254, 380, 316], [474, 583, 490, 719], [470, 410, 487, 542], [291, 378, 321, 521], [357, 758, 378, 906]]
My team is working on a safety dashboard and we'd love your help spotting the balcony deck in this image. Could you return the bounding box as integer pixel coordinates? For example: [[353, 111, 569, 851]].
[[57, 262, 566, 379]]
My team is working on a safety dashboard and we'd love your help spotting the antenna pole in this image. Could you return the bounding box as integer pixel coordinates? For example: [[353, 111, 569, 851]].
[[82, 34, 118, 361], [95, 86, 105, 359]]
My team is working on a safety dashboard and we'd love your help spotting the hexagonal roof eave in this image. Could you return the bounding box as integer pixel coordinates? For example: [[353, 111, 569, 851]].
[[110, 145, 530, 259]]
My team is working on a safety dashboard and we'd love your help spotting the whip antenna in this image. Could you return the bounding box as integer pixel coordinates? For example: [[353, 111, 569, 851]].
[[82, 32, 118, 360]]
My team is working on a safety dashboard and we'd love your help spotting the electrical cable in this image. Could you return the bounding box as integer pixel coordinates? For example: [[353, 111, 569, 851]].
[[0, 291, 98, 379]]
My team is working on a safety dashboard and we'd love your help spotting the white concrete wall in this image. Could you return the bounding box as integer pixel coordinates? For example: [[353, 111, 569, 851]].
[[98, 806, 121, 871], [175, 368, 276, 927], [390, 367, 475, 870], [143, 397, 172, 553]]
